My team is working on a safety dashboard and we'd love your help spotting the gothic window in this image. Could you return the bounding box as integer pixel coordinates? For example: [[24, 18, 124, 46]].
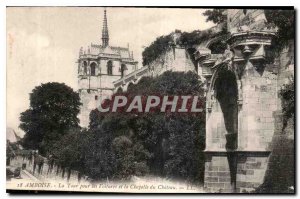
[[120, 64, 126, 77], [83, 61, 88, 75], [117, 87, 123, 93], [127, 82, 134, 92], [90, 62, 96, 76], [107, 60, 113, 75], [214, 69, 238, 150]]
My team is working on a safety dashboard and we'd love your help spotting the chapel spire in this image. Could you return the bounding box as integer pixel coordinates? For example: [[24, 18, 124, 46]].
[[102, 8, 109, 47]]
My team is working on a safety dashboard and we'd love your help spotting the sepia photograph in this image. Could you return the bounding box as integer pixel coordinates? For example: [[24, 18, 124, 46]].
[[6, 7, 295, 194]]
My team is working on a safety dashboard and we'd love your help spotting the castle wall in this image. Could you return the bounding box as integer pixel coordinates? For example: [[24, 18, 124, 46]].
[[98, 59, 121, 76], [238, 61, 277, 151], [78, 74, 119, 127], [205, 101, 227, 151], [227, 9, 267, 34], [78, 53, 133, 127], [79, 90, 99, 127], [236, 154, 269, 192], [203, 9, 294, 193], [125, 62, 137, 74], [8, 156, 90, 183], [259, 40, 295, 192], [149, 47, 196, 77], [100, 75, 121, 90], [204, 155, 232, 193]]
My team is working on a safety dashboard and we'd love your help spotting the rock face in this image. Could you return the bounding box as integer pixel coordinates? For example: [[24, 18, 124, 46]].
[[195, 9, 294, 193]]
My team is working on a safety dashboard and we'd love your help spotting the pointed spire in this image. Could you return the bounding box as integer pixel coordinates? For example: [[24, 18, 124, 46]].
[[102, 8, 109, 47]]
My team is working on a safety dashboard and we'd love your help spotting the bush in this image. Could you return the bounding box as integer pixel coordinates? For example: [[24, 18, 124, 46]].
[[280, 79, 294, 128], [86, 71, 206, 182]]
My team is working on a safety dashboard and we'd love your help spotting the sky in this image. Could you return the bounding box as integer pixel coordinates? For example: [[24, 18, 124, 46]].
[[6, 7, 215, 135]]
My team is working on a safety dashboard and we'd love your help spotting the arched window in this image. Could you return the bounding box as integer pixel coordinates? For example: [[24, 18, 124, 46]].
[[121, 64, 126, 77], [116, 87, 123, 94], [107, 60, 113, 75], [83, 61, 88, 75], [127, 82, 134, 92], [90, 62, 96, 76], [214, 69, 238, 150]]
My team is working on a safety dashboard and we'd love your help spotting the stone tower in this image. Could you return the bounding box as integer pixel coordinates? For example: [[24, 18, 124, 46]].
[[196, 9, 294, 192], [77, 8, 138, 127]]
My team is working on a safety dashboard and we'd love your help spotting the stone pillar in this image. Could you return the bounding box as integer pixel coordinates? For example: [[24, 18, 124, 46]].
[[204, 29, 277, 193]]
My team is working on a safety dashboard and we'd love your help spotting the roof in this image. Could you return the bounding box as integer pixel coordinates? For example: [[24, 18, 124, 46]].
[[87, 44, 132, 59], [101, 46, 117, 55]]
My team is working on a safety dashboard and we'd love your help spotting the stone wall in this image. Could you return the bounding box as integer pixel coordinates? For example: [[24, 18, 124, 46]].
[[238, 61, 277, 151], [236, 154, 269, 192], [227, 9, 270, 34], [201, 9, 294, 193], [255, 40, 295, 193], [204, 154, 232, 192], [78, 74, 119, 127], [9, 156, 90, 183], [148, 46, 196, 77]]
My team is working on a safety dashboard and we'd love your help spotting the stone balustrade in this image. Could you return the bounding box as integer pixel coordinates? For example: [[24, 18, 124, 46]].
[[8, 155, 90, 183], [113, 66, 150, 88]]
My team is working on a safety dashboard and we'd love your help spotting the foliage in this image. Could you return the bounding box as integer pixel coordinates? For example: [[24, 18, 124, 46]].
[[6, 141, 20, 159], [84, 123, 118, 180], [19, 82, 81, 156], [142, 23, 228, 67], [142, 34, 173, 66], [180, 29, 213, 46], [280, 79, 294, 128], [265, 10, 295, 52], [164, 114, 205, 182], [254, 136, 294, 193], [84, 71, 206, 182], [203, 9, 227, 24], [141, 9, 227, 66], [112, 135, 136, 179], [253, 79, 295, 193], [86, 109, 150, 180], [51, 128, 91, 172], [42, 72, 205, 182]]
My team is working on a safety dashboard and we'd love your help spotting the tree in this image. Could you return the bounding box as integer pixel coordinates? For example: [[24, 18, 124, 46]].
[[280, 78, 294, 128], [143, 71, 206, 181], [51, 128, 91, 175], [19, 82, 81, 155], [112, 135, 135, 180], [87, 71, 206, 182], [142, 34, 173, 66], [265, 10, 295, 52], [203, 9, 226, 24], [52, 71, 205, 182]]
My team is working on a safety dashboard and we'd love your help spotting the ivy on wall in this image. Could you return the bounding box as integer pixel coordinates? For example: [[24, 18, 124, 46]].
[[280, 78, 294, 128], [142, 34, 173, 66], [142, 28, 227, 67], [265, 10, 295, 53]]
